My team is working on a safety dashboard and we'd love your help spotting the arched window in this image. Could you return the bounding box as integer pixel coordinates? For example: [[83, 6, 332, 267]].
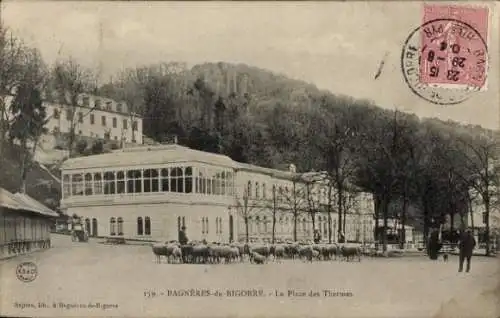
[[185, 167, 193, 193], [63, 175, 71, 197], [72, 174, 83, 196], [323, 220, 328, 237], [103, 172, 115, 194], [255, 182, 259, 199], [117, 171, 126, 194], [171, 167, 184, 193], [93, 173, 103, 195], [110, 217, 116, 236], [84, 173, 93, 195], [137, 217, 143, 235], [161, 168, 169, 192], [302, 218, 307, 232], [247, 181, 252, 198], [117, 217, 123, 235], [145, 217, 151, 235]]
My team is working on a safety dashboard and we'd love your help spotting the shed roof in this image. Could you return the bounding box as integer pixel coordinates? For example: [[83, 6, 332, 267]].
[[14, 193, 59, 217], [61, 144, 236, 170], [0, 187, 58, 217]]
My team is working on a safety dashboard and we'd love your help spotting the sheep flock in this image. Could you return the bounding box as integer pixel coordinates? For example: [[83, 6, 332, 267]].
[[151, 241, 375, 264]]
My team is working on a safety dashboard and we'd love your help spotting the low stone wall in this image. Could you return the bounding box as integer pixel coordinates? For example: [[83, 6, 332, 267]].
[[0, 240, 52, 261]]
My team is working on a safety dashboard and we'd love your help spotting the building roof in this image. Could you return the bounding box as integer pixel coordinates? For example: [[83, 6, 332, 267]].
[[13, 193, 59, 217], [61, 144, 237, 170], [0, 188, 58, 217]]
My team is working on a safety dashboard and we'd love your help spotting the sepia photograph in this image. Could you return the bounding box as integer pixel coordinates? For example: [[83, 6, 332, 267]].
[[0, 1, 499, 317]]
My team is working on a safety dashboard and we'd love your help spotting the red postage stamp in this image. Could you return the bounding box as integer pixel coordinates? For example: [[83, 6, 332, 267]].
[[419, 4, 488, 89]]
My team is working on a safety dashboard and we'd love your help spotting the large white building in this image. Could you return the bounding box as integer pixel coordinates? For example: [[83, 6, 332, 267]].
[[59, 144, 375, 243], [6, 93, 143, 146]]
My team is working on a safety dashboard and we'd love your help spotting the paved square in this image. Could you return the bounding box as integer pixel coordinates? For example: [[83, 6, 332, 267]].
[[1, 234, 499, 317]]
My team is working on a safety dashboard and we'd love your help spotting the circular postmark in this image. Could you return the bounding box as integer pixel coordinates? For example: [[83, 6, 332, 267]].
[[401, 18, 488, 105], [16, 261, 38, 283]]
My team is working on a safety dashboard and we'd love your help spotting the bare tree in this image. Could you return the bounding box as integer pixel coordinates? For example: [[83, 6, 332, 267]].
[[234, 180, 260, 243], [455, 133, 499, 256], [303, 172, 324, 241], [51, 57, 97, 157], [279, 176, 307, 242]]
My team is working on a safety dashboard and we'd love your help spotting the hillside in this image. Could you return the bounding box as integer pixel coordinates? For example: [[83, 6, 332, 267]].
[[0, 142, 61, 211]]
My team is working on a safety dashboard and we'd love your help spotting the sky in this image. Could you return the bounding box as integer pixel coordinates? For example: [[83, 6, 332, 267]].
[[2, 1, 499, 130]]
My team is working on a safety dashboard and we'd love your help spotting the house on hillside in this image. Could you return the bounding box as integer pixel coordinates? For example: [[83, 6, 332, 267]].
[[0, 188, 58, 259]]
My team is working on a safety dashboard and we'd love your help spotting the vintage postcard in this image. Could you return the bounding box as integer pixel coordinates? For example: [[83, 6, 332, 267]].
[[0, 1, 499, 317]]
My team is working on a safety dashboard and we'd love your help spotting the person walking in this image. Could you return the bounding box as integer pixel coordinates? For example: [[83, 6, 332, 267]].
[[458, 229, 476, 273]]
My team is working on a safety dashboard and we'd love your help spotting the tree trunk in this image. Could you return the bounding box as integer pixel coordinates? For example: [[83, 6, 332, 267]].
[[327, 185, 333, 244], [245, 217, 249, 243], [311, 212, 316, 241], [337, 186, 343, 242], [19, 141, 28, 194], [484, 198, 490, 256], [382, 194, 389, 253], [400, 193, 408, 249]]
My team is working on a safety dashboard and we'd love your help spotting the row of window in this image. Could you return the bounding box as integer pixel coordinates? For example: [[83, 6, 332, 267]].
[[63, 167, 234, 198], [81, 96, 127, 113], [53, 108, 138, 130], [244, 181, 330, 204]]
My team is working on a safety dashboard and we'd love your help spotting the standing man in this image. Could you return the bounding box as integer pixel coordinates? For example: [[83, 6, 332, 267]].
[[458, 229, 476, 273], [179, 226, 188, 245], [314, 229, 322, 244]]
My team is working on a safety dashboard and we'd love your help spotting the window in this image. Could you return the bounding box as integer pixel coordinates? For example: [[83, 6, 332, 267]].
[[66, 109, 73, 121], [137, 217, 143, 235], [127, 170, 142, 193], [112, 117, 117, 128], [123, 119, 128, 130], [63, 175, 71, 197], [482, 212, 487, 224], [256, 216, 261, 233], [117, 103, 123, 113], [78, 112, 83, 123], [220, 172, 226, 195], [160, 168, 169, 192], [84, 173, 93, 195], [132, 121, 138, 131], [106, 101, 112, 111], [215, 217, 219, 234], [117, 217, 123, 235], [202, 217, 207, 234], [93, 173, 103, 195], [185, 167, 193, 193], [218, 218, 223, 235], [170, 167, 184, 193], [71, 174, 83, 196], [323, 221, 328, 237], [103, 172, 115, 194], [144, 169, 159, 193], [263, 216, 268, 233], [145, 217, 151, 235], [104, 131, 110, 140], [255, 182, 259, 198], [117, 171, 126, 194], [90, 114, 95, 125], [83, 96, 90, 107], [53, 108, 60, 119], [101, 116, 106, 126], [302, 218, 307, 232], [110, 217, 116, 236], [247, 181, 252, 198], [95, 99, 101, 109]]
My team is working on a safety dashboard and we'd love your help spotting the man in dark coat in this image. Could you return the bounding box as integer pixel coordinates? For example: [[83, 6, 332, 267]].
[[458, 229, 476, 273], [179, 226, 188, 245]]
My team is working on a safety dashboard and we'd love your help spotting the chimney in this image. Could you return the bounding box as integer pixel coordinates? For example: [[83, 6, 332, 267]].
[[289, 164, 296, 173]]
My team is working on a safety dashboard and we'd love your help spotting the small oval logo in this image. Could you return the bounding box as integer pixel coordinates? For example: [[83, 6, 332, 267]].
[[16, 262, 38, 283]]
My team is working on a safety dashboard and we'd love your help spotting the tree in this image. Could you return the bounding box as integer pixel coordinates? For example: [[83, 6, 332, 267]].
[[279, 176, 307, 242], [51, 57, 96, 157], [8, 47, 48, 194], [234, 181, 260, 243], [303, 172, 324, 241], [455, 132, 499, 256], [0, 25, 31, 161]]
